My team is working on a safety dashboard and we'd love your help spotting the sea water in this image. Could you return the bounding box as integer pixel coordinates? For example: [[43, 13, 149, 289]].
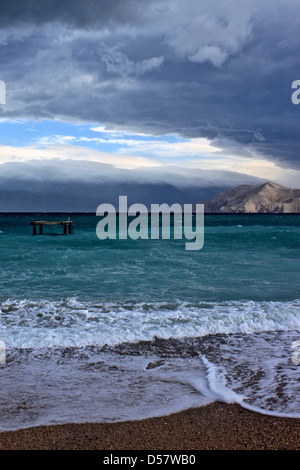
[[0, 213, 299, 431]]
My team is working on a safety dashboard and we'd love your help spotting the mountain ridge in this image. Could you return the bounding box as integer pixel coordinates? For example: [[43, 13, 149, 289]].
[[202, 181, 300, 213]]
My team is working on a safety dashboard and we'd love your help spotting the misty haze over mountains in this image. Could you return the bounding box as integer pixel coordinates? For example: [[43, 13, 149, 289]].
[[0, 159, 265, 212], [1, 160, 299, 213]]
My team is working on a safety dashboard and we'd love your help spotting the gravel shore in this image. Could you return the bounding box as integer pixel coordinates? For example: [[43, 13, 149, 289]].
[[0, 402, 299, 450]]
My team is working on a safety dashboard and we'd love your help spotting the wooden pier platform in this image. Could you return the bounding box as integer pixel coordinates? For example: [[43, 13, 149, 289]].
[[30, 220, 74, 235]]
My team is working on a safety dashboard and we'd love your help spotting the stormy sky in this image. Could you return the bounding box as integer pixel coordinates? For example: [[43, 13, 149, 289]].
[[0, 0, 300, 209]]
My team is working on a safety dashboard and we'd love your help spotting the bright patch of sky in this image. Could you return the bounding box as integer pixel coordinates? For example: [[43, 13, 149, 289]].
[[1, 118, 300, 188], [0, 118, 220, 161]]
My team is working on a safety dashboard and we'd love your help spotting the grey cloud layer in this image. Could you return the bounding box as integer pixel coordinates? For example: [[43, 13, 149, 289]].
[[1, 0, 300, 168], [0, 159, 264, 211]]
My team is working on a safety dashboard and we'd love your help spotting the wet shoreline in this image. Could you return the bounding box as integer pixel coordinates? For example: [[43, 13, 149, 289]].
[[0, 402, 299, 450]]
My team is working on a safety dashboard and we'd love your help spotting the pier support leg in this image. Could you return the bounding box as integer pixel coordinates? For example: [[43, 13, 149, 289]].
[[64, 224, 67, 235], [39, 224, 43, 235], [33, 225, 36, 236]]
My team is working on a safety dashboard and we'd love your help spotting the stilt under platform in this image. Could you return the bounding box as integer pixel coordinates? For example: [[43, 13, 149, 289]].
[[30, 220, 74, 235]]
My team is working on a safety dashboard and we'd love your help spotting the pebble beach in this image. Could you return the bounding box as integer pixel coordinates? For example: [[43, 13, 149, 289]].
[[0, 403, 299, 451]]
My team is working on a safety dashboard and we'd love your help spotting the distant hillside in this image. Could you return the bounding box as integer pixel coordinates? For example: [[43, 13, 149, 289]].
[[202, 181, 300, 213]]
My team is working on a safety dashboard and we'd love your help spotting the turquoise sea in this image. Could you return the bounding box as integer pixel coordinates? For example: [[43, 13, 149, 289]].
[[0, 213, 300, 430]]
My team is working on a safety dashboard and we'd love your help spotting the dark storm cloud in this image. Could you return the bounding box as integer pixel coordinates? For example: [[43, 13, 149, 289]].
[[0, 0, 135, 28], [1, 0, 300, 169]]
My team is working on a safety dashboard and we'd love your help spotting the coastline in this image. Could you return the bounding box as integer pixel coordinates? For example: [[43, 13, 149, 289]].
[[0, 402, 299, 450]]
